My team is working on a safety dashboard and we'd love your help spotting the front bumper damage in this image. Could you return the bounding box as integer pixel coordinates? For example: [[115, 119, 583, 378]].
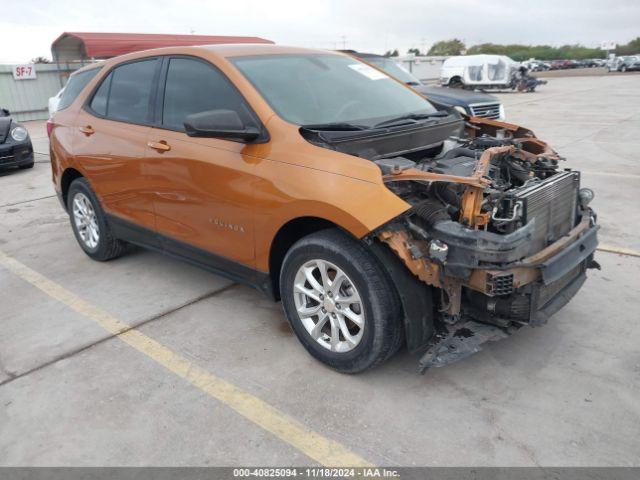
[[376, 212, 599, 373]]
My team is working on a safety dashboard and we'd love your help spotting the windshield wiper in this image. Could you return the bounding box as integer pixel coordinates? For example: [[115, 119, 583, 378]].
[[301, 122, 368, 131], [373, 111, 449, 128]]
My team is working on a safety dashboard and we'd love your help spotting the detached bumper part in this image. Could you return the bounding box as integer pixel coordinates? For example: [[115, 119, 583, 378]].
[[419, 320, 509, 372]]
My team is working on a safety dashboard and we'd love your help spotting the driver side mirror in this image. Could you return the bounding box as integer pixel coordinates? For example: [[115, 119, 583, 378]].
[[184, 109, 260, 142]]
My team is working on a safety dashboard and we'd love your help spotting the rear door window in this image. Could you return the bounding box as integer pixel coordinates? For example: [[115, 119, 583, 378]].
[[161, 57, 251, 131], [105, 59, 159, 124], [58, 68, 101, 111]]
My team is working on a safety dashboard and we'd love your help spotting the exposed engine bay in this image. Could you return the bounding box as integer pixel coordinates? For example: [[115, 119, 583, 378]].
[[377, 133, 565, 235], [302, 112, 600, 372]]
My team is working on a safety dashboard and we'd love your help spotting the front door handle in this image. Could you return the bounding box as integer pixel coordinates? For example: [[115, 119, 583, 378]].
[[147, 140, 171, 153], [79, 125, 94, 136]]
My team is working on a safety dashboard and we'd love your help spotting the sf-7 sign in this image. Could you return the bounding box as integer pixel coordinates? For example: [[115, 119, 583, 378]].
[[12, 64, 37, 80]]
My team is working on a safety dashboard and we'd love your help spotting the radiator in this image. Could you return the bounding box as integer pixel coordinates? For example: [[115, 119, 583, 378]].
[[515, 171, 580, 252]]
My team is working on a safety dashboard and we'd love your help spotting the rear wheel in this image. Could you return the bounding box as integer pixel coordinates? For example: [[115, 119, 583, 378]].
[[67, 178, 127, 261], [280, 229, 402, 373]]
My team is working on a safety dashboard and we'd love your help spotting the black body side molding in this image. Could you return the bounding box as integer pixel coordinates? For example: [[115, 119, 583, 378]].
[[106, 214, 275, 299]]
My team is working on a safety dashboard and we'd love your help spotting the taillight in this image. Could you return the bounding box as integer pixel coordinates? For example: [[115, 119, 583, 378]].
[[46, 119, 54, 137]]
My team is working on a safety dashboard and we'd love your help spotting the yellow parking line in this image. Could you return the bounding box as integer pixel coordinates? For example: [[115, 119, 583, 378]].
[[597, 244, 640, 258], [0, 249, 372, 468]]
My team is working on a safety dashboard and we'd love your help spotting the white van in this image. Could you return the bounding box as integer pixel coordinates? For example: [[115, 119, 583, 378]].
[[48, 88, 64, 118], [440, 54, 520, 89]]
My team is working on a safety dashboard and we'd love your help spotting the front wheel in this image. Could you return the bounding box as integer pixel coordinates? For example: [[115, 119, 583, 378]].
[[447, 76, 464, 89], [280, 229, 402, 373]]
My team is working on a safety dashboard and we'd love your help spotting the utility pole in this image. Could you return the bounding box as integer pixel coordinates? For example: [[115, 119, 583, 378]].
[[340, 35, 347, 50]]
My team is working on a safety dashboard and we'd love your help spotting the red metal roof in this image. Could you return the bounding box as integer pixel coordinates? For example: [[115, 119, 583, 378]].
[[52, 32, 274, 59]]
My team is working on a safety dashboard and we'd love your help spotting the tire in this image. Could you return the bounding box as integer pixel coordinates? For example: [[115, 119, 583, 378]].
[[67, 177, 127, 261], [18, 162, 34, 169], [280, 229, 402, 373], [621, 65, 627, 72], [449, 77, 463, 89]]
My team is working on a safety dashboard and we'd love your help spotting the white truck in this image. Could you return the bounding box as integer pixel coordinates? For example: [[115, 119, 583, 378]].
[[440, 54, 520, 90]]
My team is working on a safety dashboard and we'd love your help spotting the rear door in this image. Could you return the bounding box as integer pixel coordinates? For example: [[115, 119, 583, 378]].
[[73, 57, 161, 239]]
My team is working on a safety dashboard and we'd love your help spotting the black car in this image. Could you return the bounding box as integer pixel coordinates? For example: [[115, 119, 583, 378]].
[[578, 59, 600, 68], [0, 108, 34, 170], [347, 52, 505, 120]]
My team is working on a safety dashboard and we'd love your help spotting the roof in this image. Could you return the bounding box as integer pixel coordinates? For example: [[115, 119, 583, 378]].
[[66, 44, 343, 76], [51, 32, 274, 60], [197, 43, 335, 57], [443, 54, 519, 66]]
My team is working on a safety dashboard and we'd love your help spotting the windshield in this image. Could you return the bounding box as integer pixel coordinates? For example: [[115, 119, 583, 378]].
[[232, 54, 437, 128], [362, 57, 420, 85]]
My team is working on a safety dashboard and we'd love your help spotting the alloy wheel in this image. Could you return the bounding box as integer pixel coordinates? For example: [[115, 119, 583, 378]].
[[72, 192, 100, 249], [293, 259, 365, 353]]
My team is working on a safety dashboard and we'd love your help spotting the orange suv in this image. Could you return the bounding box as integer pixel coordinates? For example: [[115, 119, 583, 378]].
[[50, 44, 599, 373]]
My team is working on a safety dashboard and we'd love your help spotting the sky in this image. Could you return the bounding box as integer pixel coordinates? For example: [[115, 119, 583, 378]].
[[1, 0, 639, 63]]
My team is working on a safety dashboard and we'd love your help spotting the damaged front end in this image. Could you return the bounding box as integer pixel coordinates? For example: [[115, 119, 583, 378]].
[[376, 118, 600, 371], [308, 114, 600, 371]]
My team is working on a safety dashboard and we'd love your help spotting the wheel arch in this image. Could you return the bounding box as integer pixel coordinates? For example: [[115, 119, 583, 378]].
[[268, 216, 357, 300], [60, 167, 85, 210], [270, 214, 438, 353], [449, 75, 463, 85]]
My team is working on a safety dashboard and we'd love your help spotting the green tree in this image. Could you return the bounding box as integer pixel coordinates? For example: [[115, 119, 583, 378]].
[[466, 42, 605, 61], [427, 39, 466, 56], [30, 56, 51, 64], [407, 47, 422, 56], [616, 37, 640, 55], [384, 49, 399, 57]]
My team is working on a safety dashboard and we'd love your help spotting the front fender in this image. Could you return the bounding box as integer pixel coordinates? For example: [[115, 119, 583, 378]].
[[253, 159, 410, 271]]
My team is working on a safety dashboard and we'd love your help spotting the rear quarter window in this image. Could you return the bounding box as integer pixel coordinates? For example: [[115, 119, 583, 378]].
[[90, 72, 112, 117], [58, 68, 101, 111]]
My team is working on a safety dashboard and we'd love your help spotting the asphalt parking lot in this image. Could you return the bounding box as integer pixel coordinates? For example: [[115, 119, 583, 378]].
[[1, 74, 639, 467]]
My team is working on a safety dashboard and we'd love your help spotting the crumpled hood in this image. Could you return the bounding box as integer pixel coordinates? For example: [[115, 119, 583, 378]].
[[0, 116, 11, 144]]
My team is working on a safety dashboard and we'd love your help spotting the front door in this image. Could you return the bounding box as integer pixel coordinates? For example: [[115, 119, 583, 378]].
[[146, 56, 262, 268]]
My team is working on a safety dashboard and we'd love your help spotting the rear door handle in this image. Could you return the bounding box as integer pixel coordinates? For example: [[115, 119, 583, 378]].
[[147, 140, 171, 152], [79, 125, 94, 135]]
